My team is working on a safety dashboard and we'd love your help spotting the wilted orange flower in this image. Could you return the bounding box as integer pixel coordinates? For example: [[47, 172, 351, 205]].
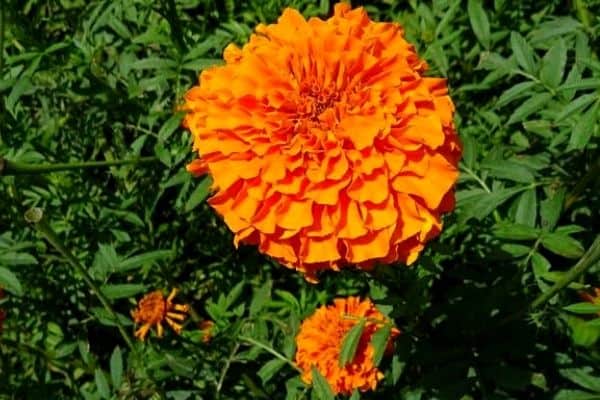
[[184, 3, 461, 281], [295, 297, 399, 395], [198, 320, 215, 343], [132, 288, 189, 340]]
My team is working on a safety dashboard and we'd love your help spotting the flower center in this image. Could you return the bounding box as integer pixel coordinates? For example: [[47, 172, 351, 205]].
[[298, 81, 340, 122]]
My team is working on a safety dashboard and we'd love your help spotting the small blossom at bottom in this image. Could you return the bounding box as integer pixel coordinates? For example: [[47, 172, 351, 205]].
[[295, 297, 399, 395], [132, 288, 189, 341]]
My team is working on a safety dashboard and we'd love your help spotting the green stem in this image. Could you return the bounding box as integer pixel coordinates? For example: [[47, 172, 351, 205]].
[[1, 157, 157, 176], [573, 0, 593, 31], [530, 236, 600, 309], [216, 342, 240, 397], [24, 208, 135, 350], [238, 335, 301, 372]]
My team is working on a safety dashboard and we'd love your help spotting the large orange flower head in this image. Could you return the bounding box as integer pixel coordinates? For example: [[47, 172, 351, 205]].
[[184, 3, 461, 281], [295, 297, 399, 395]]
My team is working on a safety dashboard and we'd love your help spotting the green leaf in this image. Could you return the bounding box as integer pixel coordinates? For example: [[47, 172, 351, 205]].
[[560, 368, 600, 392], [559, 79, 600, 92], [567, 101, 598, 151], [0, 266, 23, 296], [467, 0, 490, 48], [158, 112, 185, 142], [130, 57, 177, 70], [493, 223, 539, 240], [349, 390, 361, 400], [311, 367, 335, 400], [100, 284, 147, 300], [371, 324, 392, 367], [510, 32, 536, 74], [555, 93, 597, 122], [541, 233, 585, 259], [540, 188, 566, 231], [250, 280, 272, 316], [565, 315, 600, 347], [110, 346, 123, 389], [184, 177, 212, 213], [339, 318, 366, 367], [257, 359, 286, 385], [507, 93, 552, 125], [458, 187, 527, 223], [563, 303, 600, 315], [116, 250, 173, 273], [496, 81, 538, 108], [540, 39, 567, 88], [554, 390, 600, 400], [514, 189, 538, 227], [95, 368, 111, 399], [481, 160, 535, 183], [0, 252, 37, 266]]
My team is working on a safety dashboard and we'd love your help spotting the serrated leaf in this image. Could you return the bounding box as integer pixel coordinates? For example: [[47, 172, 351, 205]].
[[563, 303, 600, 314], [514, 188, 537, 227], [541, 233, 585, 259], [371, 324, 392, 367], [555, 94, 597, 122], [458, 186, 527, 223], [560, 368, 600, 392], [0, 266, 23, 296], [0, 252, 37, 266], [481, 160, 535, 183], [110, 346, 123, 389], [130, 57, 177, 70], [493, 223, 539, 240], [116, 250, 173, 273], [568, 101, 598, 151], [559, 79, 600, 92], [496, 81, 538, 108], [540, 188, 566, 231], [467, 0, 490, 48], [257, 359, 286, 385], [311, 367, 335, 400], [339, 318, 366, 367], [100, 284, 147, 300], [554, 389, 600, 400], [158, 112, 185, 142], [507, 93, 552, 125], [95, 369, 111, 399], [250, 280, 272, 316], [510, 32, 536, 74], [540, 39, 567, 88], [184, 177, 212, 213]]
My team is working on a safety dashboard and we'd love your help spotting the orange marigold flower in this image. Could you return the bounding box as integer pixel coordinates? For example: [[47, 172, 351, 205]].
[[184, 3, 461, 281], [132, 288, 189, 341], [295, 297, 399, 395]]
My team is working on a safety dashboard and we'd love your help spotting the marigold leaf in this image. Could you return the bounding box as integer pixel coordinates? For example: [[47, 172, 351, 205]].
[[116, 250, 173, 273], [514, 189, 538, 228], [540, 39, 567, 88], [567, 101, 598, 151], [100, 284, 147, 300], [493, 223, 539, 240], [563, 303, 600, 315], [510, 32, 536, 74], [184, 177, 211, 213], [496, 81, 538, 108], [540, 188, 566, 231], [507, 93, 553, 125], [339, 318, 366, 367], [559, 368, 600, 392], [541, 233, 584, 259], [349, 390, 361, 400], [110, 346, 123, 389], [311, 366, 335, 400], [258, 359, 286, 385], [555, 93, 597, 122], [0, 266, 23, 296], [371, 323, 392, 367], [158, 112, 185, 142], [467, 0, 491, 48], [94, 368, 111, 399]]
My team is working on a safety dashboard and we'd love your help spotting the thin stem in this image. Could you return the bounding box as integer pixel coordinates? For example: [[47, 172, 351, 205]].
[[238, 335, 302, 372], [25, 208, 135, 350], [216, 342, 240, 396], [530, 236, 600, 309], [1, 157, 158, 176]]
